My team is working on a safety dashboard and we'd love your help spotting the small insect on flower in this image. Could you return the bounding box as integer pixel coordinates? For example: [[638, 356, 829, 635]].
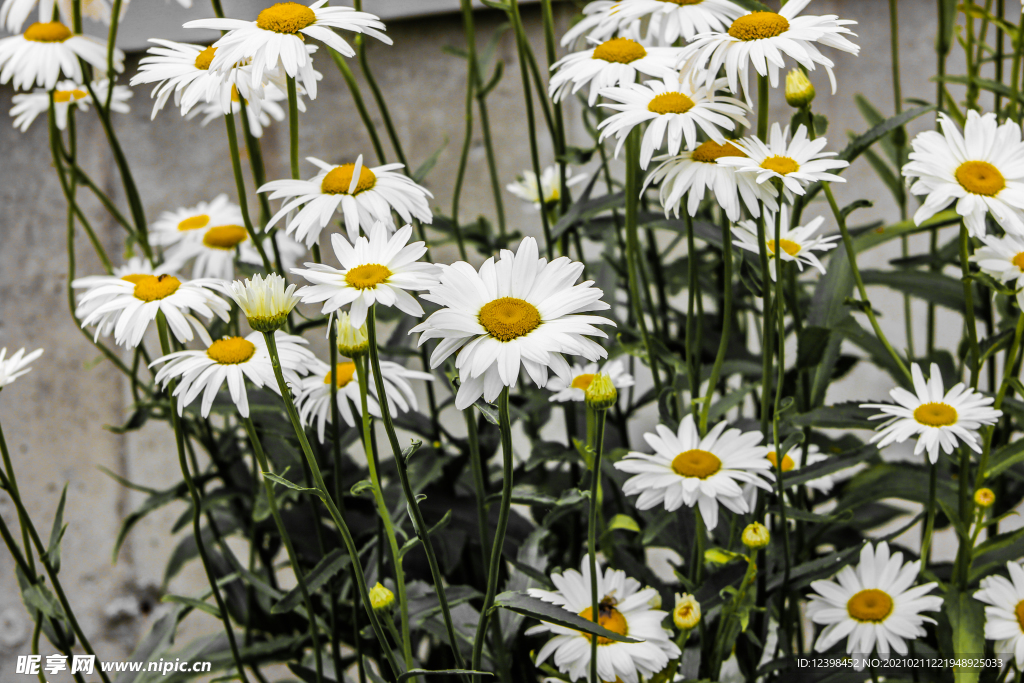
[[974, 561, 1024, 670], [0, 21, 122, 91], [0, 347, 43, 390]]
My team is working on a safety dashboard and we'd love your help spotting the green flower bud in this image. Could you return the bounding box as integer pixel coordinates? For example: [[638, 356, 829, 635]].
[[742, 522, 770, 550], [336, 312, 369, 358], [369, 582, 395, 611], [785, 69, 815, 108], [585, 373, 617, 411], [673, 593, 701, 631]]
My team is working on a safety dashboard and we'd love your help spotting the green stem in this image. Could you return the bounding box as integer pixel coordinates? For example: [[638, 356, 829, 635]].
[[328, 49, 388, 163], [287, 76, 301, 180], [977, 313, 1024, 487], [223, 110, 275, 273], [701, 217, 734, 434], [685, 211, 700, 416], [586, 406, 607, 683], [960, 225, 981, 387], [466, 410, 491, 570], [920, 463, 938, 567]]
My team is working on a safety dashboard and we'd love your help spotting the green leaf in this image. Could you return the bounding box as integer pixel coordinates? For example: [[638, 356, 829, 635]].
[[161, 594, 221, 618], [796, 326, 832, 369], [779, 445, 876, 489], [493, 591, 640, 643], [103, 406, 150, 434], [862, 146, 905, 204], [115, 605, 183, 683], [398, 670, 492, 683], [944, 585, 985, 683], [853, 94, 896, 164], [851, 211, 960, 253], [412, 136, 449, 183], [731, 0, 771, 11], [983, 438, 1024, 480], [606, 514, 640, 533], [970, 526, 1024, 581], [272, 549, 350, 614], [860, 269, 967, 313], [46, 483, 69, 573], [791, 403, 877, 430], [264, 471, 322, 496]]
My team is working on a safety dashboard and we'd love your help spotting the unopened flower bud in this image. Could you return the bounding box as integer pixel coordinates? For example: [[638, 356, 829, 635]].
[[673, 593, 701, 631], [785, 69, 815, 109], [229, 273, 299, 332], [742, 522, 770, 550], [974, 487, 995, 508], [585, 373, 617, 411], [336, 312, 369, 358], [369, 582, 395, 611]]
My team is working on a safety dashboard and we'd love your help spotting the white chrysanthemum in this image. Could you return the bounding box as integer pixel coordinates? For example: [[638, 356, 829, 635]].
[[679, 0, 859, 103], [546, 359, 634, 403], [903, 111, 1024, 238], [71, 258, 172, 341], [412, 237, 615, 410], [733, 205, 839, 280], [975, 562, 1024, 669], [599, 70, 750, 170], [807, 542, 942, 663], [549, 37, 677, 106], [507, 165, 588, 211], [293, 222, 439, 328], [260, 155, 433, 246], [0, 0, 123, 33], [720, 123, 848, 202], [295, 356, 432, 443], [560, 0, 745, 47], [0, 347, 43, 389], [766, 443, 833, 493], [163, 224, 263, 280], [75, 273, 230, 349], [643, 139, 772, 222], [228, 273, 301, 333], [861, 362, 1002, 464], [614, 413, 773, 529], [151, 195, 245, 248], [152, 331, 314, 418], [185, 0, 390, 101], [9, 78, 130, 132], [972, 232, 1024, 308], [526, 559, 680, 683], [185, 80, 291, 138], [0, 21, 121, 91]]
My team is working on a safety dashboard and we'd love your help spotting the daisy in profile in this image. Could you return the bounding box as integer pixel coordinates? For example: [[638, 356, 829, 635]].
[[71, 257, 170, 341], [862, 362, 1002, 464], [132, 41, 248, 119], [0, 347, 43, 390], [733, 205, 839, 280], [9, 79, 130, 132], [903, 111, 1024, 238], [293, 222, 437, 327], [614, 413, 773, 529], [560, 0, 744, 48], [807, 542, 942, 663], [599, 70, 750, 170], [507, 165, 587, 211], [260, 155, 433, 246], [527, 559, 679, 683], [228, 272, 301, 333], [0, 21, 120, 91], [1, 0, 122, 33], [412, 237, 614, 410], [164, 224, 263, 280], [766, 443, 834, 493], [185, 1, 391, 101], [720, 123, 848, 202], [186, 81, 290, 138], [152, 331, 314, 418], [151, 195, 244, 248], [972, 232, 1024, 308], [974, 561, 1024, 670], [643, 139, 771, 222], [679, 0, 859, 102], [76, 273, 230, 348], [548, 37, 678, 106], [547, 358, 634, 403]]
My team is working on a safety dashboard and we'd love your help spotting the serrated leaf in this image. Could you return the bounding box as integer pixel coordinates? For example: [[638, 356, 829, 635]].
[[272, 549, 349, 614]]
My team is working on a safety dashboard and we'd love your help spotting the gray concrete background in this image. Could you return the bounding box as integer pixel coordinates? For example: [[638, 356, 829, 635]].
[[0, 0, 1015, 678]]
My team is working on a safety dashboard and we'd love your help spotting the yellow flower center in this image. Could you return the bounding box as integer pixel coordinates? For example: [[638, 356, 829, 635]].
[[728, 12, 791, 41], [120, 274, 150, 284], [767, 239, 802, 257], [321, 163, 377, 195], [344, 263, 391, 289], [571, 373, 596, 391], [592, 37, 647, 64], [578, 599, 628, 645], [207, 336, 257, 365], [202, 225, 249, 250], [955, 160, 1005, 197], [323, 362, 357, 388], [24, 21, 72, 42], [178, 214, 210, 231], [133, 275, 181, 302], [479, 297, 542, 342], [692, 140, 745, 163], [256, 2, 316, 34], [671, 449, 722, 479], [194, 46, 217, 70], [913, 402, 958, 427], [1016, 600, 1024, 633], [648, 92, 696, 115], [1012, 252, 1024, 271], [761, 155, 800, 175], [53, 89, 88, 103], [766, 450, 795, 473], [847, 589, 893, 623]]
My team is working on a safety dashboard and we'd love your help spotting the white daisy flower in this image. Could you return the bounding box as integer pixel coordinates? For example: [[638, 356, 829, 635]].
[[228, 272, 301, 333], [71, 257, 173, 341], [719, 123, 848, 203], [807, 541, 942, 662], [152, 331, 314, 418], [598, 70, 750, 170], [9, 78, 130, 132], [75, 273, 230, 349], [903, 111, 1024, 238], [766, 443, 833, 493], [184, 0, 391, 101], [507, 165, 588, 211], [975, 561, 1024, 670], [861, 362, 1002, 464], [679, 0, 859, 103], [412, 237, 615, 411], [293, 222, 439, 327], [614, 413, 774, 529], [972, 232, 1024, 308], [185, 80, 291, 138], [560, 0, 745, 48], [0, 21, 121, 91], [546, 358, 634, 403], [151, 195, 244, 248], [1, 0, 119, 33], [526, 559, 680, 683], [643, 139, 772, 222], [733, 205, 839, 281], [548, 37, 678, 106], [260, 155, 433, 246], [163, 224, 263, 280], [295, 356, 432, 443], [0, 347, 43, 390]]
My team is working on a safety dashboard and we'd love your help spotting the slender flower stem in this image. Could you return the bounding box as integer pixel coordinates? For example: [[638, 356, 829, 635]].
[[466, 410, 491, 569], [287, 77, 301, 180], [685, 211, 700, 415], [755, 209, 773, 437], [701, 216, 733, 434], [223, 111, 275, 273], [920, 463, 938, 567], [586, 406, 607, 683], [960, 225, 981, 387], [328, 49, 387, 163]]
